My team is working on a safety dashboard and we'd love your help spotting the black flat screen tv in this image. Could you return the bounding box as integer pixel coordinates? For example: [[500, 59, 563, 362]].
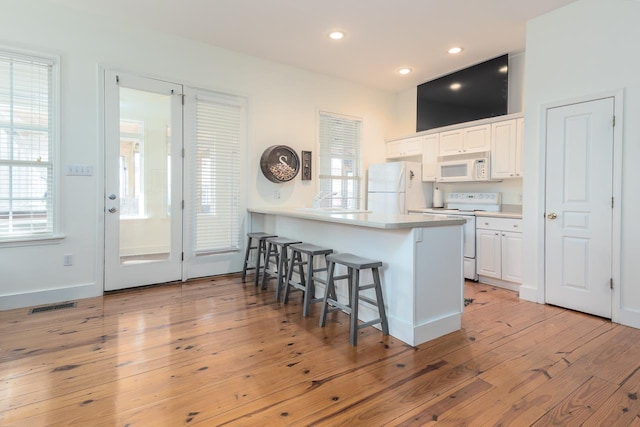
[[416, 54, 508, 132]]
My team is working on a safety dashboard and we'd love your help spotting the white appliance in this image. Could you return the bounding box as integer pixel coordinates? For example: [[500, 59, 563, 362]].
[[367, 161, 425, 215], [417, 192, 501, 280], [437, 155, 490, 182]]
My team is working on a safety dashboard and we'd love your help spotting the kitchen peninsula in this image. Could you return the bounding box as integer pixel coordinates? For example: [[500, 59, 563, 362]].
[[248, 208, 465, 346]]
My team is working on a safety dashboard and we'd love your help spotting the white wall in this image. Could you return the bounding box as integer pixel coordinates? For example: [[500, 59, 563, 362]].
[[0, 2, 395, 309], [522, 0, 640, 327]]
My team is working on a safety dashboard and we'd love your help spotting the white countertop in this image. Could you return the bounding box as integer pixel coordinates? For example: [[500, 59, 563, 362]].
[[248, 207, 466, 230]]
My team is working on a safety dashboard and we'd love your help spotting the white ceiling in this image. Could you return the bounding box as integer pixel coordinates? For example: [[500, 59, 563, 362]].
[[47, 0, 577, 92]]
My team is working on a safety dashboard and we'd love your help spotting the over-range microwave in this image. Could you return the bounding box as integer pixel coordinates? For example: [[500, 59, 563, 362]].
[[436, 156, 490, 182]]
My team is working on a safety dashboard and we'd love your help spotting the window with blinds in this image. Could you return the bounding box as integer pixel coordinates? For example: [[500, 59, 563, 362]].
[[191, 93, 243, 254], [0, 49, 57, 241], [318, 112, 362, 209]]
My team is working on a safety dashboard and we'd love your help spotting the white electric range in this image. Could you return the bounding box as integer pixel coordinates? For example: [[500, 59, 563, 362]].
[[415, 192, 501, 281]]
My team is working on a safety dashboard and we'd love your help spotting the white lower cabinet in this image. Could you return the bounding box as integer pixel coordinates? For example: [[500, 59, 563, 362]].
[[476, 217, 522, 288]]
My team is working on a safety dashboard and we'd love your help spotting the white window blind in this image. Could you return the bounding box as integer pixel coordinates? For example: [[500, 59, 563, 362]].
[[318, 112, 362, 209], [0, 50, 56, 240], [192, 93, 242, 254]]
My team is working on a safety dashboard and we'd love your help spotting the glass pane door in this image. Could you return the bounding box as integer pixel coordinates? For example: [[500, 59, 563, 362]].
[[104, 71, 183, 291]]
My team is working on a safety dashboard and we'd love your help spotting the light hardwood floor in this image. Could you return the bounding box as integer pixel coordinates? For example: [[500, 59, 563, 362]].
[[2, 275, 640, 426]]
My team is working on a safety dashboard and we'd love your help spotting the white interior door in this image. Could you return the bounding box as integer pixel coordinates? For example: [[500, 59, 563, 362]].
[[545, 97, 614, 318], [104, 71, 183, 291]]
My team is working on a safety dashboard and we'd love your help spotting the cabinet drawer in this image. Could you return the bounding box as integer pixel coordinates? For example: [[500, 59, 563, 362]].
[[476, 217, 522, 231]]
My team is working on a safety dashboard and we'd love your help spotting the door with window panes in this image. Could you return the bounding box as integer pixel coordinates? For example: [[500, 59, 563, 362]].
[[104, 71, 246, 291], [104, 71, 183, 291]]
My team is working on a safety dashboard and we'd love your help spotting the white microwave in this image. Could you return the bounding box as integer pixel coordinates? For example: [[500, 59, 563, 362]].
[[436, 157, 490, 182]]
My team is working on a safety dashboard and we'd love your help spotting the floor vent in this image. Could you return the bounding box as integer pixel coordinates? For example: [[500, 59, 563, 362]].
[[29, 301, 77, 314]]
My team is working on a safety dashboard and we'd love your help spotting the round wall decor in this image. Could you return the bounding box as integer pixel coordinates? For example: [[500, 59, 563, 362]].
[[260, 145, 300, 183]]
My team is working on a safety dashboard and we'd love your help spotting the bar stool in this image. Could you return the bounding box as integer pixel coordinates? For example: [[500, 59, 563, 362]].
[[241, 232, 277, 286], [261, 236, 302, 300], [283, 243, 333, 317], [319, 253, 389, 346]]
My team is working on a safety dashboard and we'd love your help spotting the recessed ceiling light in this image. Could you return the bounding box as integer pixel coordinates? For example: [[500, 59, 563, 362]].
[[448, 47, 463, 54], [499, 65, 508, 73], [328, 31, 345, 40], [398, 68, 412, 75], [450, 82, 462, 91]]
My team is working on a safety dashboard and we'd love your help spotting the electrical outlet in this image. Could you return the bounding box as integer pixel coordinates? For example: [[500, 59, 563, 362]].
[[63, 254, 73, 266]]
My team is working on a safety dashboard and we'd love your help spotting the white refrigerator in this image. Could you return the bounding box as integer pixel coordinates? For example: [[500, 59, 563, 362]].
[[367, 161, 426, 214]]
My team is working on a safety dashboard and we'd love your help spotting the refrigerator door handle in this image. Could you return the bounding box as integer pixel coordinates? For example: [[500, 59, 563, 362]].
[[397, 165, 405, 194]]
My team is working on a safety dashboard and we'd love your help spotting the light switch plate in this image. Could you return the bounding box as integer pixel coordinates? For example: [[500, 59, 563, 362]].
[[66, 164, 94, 176]]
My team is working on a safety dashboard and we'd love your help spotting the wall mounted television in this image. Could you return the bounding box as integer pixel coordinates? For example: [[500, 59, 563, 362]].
[[416, 54, 508, 132]]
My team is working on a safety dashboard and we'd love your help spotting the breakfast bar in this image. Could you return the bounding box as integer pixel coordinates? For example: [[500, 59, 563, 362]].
[[248, 208, 465, 346]]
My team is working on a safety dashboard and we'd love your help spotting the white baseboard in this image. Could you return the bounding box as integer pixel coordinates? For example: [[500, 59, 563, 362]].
[[0, 283, 101, 311]]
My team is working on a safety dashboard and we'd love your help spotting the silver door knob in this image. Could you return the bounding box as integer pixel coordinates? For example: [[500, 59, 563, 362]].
[[108, 207, 117, 213], [547, 212, 558, 219], [108, 194, 116, 200]]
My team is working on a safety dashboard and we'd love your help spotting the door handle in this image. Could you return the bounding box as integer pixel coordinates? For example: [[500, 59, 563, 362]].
[[108, 194, 116, 200], [547, 212, 558, 220], [108, 207, 117, 213]]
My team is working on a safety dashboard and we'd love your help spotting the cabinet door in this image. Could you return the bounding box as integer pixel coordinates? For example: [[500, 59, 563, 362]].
[[491, 119, 517, 179], [386, 140, 402, 158], [501, 231, 523, 283], [515, 117, 524, 177], [463, 124, 491, 153], [476, 229, 501, 279], [422, 134, 439, 182], [439, 130, 464, 156], [403, 137, 423, 156]]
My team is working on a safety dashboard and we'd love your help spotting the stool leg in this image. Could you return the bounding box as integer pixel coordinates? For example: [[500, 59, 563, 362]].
[[254, 238, 265, 287], [241, 236, 252, 282], [372, 267, 389, 336], [350, 268, 359, 346], [302, 254, 314, 317], [275, 246, 286, 301], [261, 242, 273, 289], [283, 250, 299, 304], [319, 260, 336, 327]]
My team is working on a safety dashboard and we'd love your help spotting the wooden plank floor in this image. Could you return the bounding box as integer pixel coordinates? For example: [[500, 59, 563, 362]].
[[2, 275, 640, 426]]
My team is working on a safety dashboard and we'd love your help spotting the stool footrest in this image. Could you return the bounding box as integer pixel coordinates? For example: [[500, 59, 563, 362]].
[[358, 296, 379, 307], [325, 299, 352, 314], [359, 283, 376, 291], [358, 318, 383, 329]]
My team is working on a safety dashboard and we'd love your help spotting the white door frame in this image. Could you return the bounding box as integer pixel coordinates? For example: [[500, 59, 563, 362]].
[[537, 89, 623, 321]]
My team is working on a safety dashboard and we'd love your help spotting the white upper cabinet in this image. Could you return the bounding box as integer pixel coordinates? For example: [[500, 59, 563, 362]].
[[386, 136, 422, 159], [491, 118, 523, 179], [438, 124, 491, 156], [421, 134, 439, 182]]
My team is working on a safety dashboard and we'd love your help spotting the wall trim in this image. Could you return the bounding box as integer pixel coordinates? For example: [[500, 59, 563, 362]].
[[0, 283, 101, 311]]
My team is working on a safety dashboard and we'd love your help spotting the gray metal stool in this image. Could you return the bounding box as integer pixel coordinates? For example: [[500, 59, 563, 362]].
[[261, 236, 302, 300], [283, 243, 333, 317], [319, 253, 389, 346], [241, 232, 277, 286]]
